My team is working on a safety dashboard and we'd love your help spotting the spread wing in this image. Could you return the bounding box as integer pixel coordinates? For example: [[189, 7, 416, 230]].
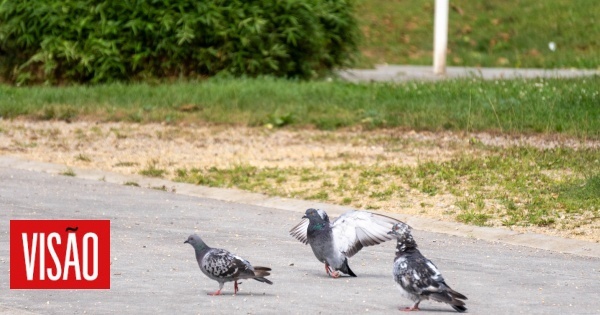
[[289, 218, 309, 245], [331, 210, 400, 257]]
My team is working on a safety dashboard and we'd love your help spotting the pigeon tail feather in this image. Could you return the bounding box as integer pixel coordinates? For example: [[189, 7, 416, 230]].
[[451, 305, 467, 313], [253, 267, 271, 277], [252, 266, 273, 284], [252, 277, 273, 285], [429, 292, 453, 304], [448, 288, 468, 301], [340, 259, 357, 277], [429, 290, 467, 313]]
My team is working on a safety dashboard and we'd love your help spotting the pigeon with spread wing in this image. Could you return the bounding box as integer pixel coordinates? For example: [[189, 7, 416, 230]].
[[290, 208, 402, 278]]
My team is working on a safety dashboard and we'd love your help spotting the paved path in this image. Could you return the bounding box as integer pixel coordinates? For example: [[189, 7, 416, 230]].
[[338, 65, 600, 82], [1, 163, 600, 314]]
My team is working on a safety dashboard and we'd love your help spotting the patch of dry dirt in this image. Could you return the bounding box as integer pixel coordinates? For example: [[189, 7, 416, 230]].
[[1, 119, 598, 242]]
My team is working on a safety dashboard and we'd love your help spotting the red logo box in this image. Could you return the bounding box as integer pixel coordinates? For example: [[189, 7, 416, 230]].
[[10, 220, 110, 289]]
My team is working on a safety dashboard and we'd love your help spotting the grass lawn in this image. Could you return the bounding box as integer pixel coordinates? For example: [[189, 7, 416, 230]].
[[2, 120, 597, 238], [355, 0, 600, 69], [1, 76, 599, 139], [172, 145, 600, 230]]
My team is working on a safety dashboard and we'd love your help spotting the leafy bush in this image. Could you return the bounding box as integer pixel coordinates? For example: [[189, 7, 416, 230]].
[[0, 0, 358, 84]]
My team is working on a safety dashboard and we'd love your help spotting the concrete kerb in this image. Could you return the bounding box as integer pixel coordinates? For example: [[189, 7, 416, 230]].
[[1, 155, 599, 258]]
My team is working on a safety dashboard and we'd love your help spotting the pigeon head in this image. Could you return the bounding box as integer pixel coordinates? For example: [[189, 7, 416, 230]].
[[387, 222, 411, 237], [184, 234, 208, 251], [302, 208, 330, 222], [387, 223, 417, 250]]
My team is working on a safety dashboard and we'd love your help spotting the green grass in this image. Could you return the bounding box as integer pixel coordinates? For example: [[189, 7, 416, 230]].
[[114, 161, 139, 167], [355, 0, 600, 69], [417, 147, 598, 227], [173, 145, 599, 228], [60, 168, 76, 177], [456, 210, 491, 227], [174, 165, 293, 195], [139, 168, 167, 178], [139, 160, 167, 178], [1, 76, 598, 138]]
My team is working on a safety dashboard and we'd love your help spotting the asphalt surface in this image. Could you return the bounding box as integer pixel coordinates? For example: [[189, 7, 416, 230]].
[[338, 65, 600, 82], [1, 164, 600, 314]]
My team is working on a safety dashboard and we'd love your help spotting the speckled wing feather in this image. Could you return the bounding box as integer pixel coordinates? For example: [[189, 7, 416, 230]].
[[332, 211, 398, 257], [289, 218, 309, 245], [201, 248, 254, 280]]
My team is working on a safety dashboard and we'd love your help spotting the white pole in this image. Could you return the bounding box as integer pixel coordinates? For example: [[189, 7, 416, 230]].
[[433, 0, 449, 75]]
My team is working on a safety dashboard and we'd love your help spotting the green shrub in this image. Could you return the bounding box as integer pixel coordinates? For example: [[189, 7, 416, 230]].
[[0, 0, 358, 84]]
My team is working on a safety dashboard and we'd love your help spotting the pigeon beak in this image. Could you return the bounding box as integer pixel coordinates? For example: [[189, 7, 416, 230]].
[[184, 240, 189, 244], [302, 215, 308, 219]]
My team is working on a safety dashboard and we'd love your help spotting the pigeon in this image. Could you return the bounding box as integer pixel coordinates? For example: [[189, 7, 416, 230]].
[[289, 208, 402, 278], [184, 234, 273, 295], [388, 223, 467, 312]]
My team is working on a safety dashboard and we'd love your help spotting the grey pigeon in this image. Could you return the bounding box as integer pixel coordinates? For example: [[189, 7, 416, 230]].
[[184, 234, 272, 295], [388, 223, 467, 312], [290, 208, 402, 278]]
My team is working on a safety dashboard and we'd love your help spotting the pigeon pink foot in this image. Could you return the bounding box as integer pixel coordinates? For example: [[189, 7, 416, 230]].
[[400, 302, 421, 311], [234, 281, 240, 294], [325, 264, 340, 278]]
